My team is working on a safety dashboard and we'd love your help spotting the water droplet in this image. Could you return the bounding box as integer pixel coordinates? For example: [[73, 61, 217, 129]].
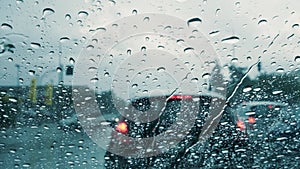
[[176, 39, 184, 45], [1, 23, 13, 30], [141, 46, 146, 52], [127, 49, 132, 55], [215, 9, 221, 16], [157, 45, 165, 49], [88, 67, 97, 71], [78, 11, 89, 18], [183, 47, 194, 53], [243, 87, 252, 93], [271, 61, 276, 66], [258, 19, 268, 25], [59, 37, 70, 43], [65, 14, 71, 20], [90, 77, 98, 83], [231, 58, 238, 63], [28, 70, 35, 76], [276, 67, 284, 73], [164, 25, 172, 30], [9, 98, 17, 103], [132, 9, 138, 15], [221, 36, 240, 44], [16, 0, 24, 4], [292, 23, 299, 29], [8, 57, 13, 62], [104, 72, 109, 76], [187, 17, 202, 26], [246, 56, 252, 61], [191, 78, 198, 82], [202, 73, 211, 79], [157, 67, 166, 72], [86, 45, 94, 50], [294, 56, 300, 62], [287, 34, 294, 40], [209, 30, 219, 37], [69, 57, 75, 64], [253, 87, 261, 91], [109, 0, 116, 5], [56, 67, 62, 72], [22, 163, 31, 168], [42, 8, 55, 17], [235, 1, 241, 7], [30, 42, 41, 49], [9, 149, 16, 153], [1, 43, 15, 54], [272, 90, 282, 95], [132, 84, 138, 88], [143, 17, 150, 22]]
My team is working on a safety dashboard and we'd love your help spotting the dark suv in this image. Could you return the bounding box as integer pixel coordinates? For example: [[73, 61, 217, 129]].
[[98, 92, 252, 168]]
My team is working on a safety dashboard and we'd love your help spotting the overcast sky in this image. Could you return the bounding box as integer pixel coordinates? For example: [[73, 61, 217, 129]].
[[0, 0, 299, 87]]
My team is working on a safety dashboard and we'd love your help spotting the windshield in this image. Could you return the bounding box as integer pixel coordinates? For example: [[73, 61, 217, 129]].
[[0, 0, 299, 168]]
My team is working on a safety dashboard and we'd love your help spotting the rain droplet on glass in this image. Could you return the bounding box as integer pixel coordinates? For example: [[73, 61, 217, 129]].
[[221, 36, 240, 44], [132, 9, 138, 15], [90, 77, 99, 83], [1, 23, 13, 30], [42, 8, 55, 17], [65, 14, 71, 20], [292, 23, 299, 29], [69, 57, 75, 64], [294, 56, 300, 62], [30, 42, 41, 49], [78, 11, 89, 18], [157, 67, 166, 72], [28, 70, 35, 75], [60, 37, 70, 43], [209, 30, 220, 37], [258, 19, 268, 25], [184, 47, 194, 53], [187, 17, 202, 26], [143, 17, 150, 22], [202, 73, 211, 79]]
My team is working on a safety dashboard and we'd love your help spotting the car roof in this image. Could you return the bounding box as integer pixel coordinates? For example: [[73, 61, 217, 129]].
[[120, 90, 226, 101], [239, 101, 287, 108]]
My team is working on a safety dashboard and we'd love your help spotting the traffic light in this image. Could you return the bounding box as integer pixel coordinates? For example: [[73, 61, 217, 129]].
[[66, 65, 73, 76]]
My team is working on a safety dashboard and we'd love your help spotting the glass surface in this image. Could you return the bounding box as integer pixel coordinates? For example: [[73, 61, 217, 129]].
[[0, 0, 299, 168]]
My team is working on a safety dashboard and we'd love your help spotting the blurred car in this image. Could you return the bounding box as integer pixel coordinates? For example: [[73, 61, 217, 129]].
[[232, 101, 287, 137], [230, 100, 300, 167], [100, 91, 253, 168]]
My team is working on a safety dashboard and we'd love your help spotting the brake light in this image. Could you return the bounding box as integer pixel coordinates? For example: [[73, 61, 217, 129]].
[[237, 120, 245, 130], [169, 95, 192, 100], [248, 116, 256, 124], [116, 121, 128, 134], [268, 105, 273, 109]]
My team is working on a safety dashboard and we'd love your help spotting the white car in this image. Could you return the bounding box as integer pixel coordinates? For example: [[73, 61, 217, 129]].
[[232, 101, 287, 136]]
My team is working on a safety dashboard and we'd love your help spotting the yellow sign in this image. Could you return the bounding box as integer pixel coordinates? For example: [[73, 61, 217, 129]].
[[29, 78, 37, 103], [45, 84, 53, 106]]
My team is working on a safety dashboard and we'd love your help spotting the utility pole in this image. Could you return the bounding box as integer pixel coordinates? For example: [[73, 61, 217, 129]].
[[57, 41, 64, 121], [58, 42, 64, 85], [15, 64, 20, 86]]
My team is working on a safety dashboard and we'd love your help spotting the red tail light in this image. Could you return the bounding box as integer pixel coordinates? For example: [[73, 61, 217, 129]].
[[169, 95, 192, 100], [116, 121, 128, 134], [237, 120, 245, 130], [248, 116, 256, 124], [268, 105, 273, 109]]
